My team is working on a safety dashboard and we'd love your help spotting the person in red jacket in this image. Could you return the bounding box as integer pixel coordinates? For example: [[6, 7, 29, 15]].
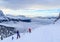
[[28, 28, 31, 33]]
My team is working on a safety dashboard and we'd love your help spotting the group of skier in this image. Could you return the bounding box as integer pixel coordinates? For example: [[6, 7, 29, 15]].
[[12, 28, 31, 40], [0, 28, 31, 40]]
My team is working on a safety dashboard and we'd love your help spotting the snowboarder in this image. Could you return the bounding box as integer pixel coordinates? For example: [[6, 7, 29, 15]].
[[28, 28, 31, 33], [16, 30, 20, 39]]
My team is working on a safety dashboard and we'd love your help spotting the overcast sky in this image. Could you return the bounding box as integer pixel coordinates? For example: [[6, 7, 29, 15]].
[[0, 0, 60, 17]]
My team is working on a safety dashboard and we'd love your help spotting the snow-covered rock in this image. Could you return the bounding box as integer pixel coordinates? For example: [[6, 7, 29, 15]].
[[0, 10, 4, 16]]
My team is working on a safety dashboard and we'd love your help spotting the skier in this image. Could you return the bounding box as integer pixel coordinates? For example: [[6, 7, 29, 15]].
[[54, 13, 60, 24], [28, 28, 31, 33], [16, 30, 20, 39]]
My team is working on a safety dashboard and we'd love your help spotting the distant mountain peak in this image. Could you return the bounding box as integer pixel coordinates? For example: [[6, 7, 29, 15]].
[[0, 10, 4, 16]]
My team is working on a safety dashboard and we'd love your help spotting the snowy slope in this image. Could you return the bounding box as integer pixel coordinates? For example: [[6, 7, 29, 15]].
[[0, 19, 60, 42]]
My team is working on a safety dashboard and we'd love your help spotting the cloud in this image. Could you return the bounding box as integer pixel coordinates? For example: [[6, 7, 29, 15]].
[[0, 0, 60, 17], [0, 0, 60, 10], [1, 8, 60, 17]]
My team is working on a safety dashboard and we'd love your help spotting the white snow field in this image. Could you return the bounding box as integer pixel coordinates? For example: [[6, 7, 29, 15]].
[[0, 19, 60, 42]]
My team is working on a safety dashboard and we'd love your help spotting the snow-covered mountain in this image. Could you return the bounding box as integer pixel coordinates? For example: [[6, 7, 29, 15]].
[[31, 17, 56, 25], [0, 10, 32, 39], [6, 15, 31, 22], [0, 10, 57, 25], [0, 10, 8, 23], [0, 10, 31, 23], [0, 10, 5, 17], [0, 10, 59, 40]]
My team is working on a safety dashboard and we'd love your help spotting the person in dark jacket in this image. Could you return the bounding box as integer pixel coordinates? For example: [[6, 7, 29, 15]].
[[16, 30, 20, 39]]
